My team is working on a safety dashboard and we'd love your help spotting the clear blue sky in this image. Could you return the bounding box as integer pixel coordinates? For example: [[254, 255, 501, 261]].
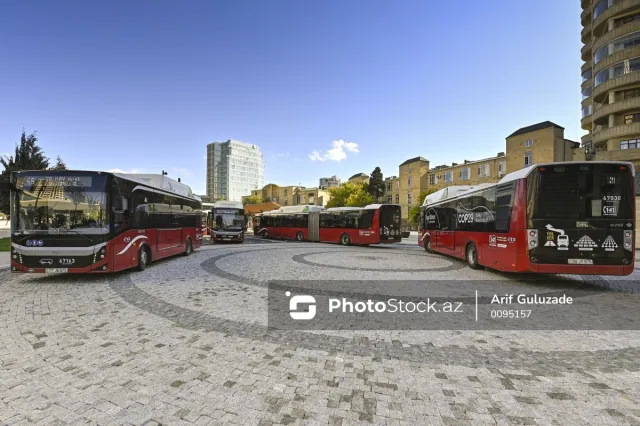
[[0, 0, 582, 194]]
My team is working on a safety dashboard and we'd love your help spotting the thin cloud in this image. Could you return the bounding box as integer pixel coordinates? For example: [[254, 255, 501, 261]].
[[309, 140, 359, 162], [107, 168, 145, 174], [172, 167, 194, 177]]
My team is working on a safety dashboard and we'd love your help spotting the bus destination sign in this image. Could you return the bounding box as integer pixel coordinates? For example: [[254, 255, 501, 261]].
[[23, 176, 93, 187]]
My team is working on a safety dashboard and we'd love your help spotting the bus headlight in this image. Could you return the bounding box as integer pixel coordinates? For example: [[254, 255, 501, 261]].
[[623, 231, 633, 252], [527, 229, 538, 251]]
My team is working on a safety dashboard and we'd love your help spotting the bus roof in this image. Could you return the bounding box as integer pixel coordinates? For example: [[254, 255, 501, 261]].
[[363, 203, 401, 209], [422, 161, 637, 208], [212, 200, 243, 209], [113, 173, 202, 202], [498, 161, 636, 184]]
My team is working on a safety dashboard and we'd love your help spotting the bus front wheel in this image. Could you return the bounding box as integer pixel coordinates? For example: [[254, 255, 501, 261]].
[[466, 243, 482, 270], [340, 233, 351, 246], [262, 231, 268, 239], [137, 246, 150, 271], [424, 237, 434, 253]]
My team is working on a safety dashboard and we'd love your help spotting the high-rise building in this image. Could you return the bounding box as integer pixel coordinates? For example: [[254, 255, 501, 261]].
[[206, 139, 264, 202], [580, 0, 640, 169], [318, 175, 341, 190]]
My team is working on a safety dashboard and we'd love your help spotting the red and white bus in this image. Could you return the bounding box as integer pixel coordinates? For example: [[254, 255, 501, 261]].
[[418, 161, 636, 275], [7, 170, 203, 273], [257, 204, 402, 245]]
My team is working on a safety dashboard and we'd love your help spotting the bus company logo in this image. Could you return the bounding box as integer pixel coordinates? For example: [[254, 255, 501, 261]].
[[123, 237, 131, 243], [286, 291, 316, 320], [26, 240, 43, 247], [489, 235, 497, 246]]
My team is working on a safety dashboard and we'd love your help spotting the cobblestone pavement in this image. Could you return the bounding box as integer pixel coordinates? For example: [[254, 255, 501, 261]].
[[1, 237, 639, 425]]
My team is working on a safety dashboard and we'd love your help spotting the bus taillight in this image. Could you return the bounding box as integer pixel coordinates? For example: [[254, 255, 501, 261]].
[[624, 231, 633, 251], [527, 229, 538, 250]]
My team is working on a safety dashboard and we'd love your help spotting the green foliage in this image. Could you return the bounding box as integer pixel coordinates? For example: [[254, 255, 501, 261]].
[[50, 156, 67, 170], [243, 195, 264, 205], [0, 238, 9, 252], [0, 131, 57, 215], [368, 167, 384, 200], [326, 182, 374, 208], [409, 188, 439, 225]]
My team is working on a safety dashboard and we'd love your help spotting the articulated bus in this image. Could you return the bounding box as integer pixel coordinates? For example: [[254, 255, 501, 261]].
[[7, 170, 203, 273], [208, 200, 246, 242], [418, 161, 636, 275], [257, 204, 402, 245]]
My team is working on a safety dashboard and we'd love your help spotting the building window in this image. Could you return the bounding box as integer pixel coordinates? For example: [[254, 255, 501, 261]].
[[615, 12, 640, 28], [595, 57, 640, 87], [386, 196, 392, 204], [582, 86, 592, 100], [460, 168, 470, 180], [524, 139, 533, 147], [477, 164, 490, 177], [429, 174, 436, 185], [524, 151, 533, 166], [444, 171, 453, 184], [386, 183, 392, 191], [407, 193, 412, 205], [395, 194, 399, 203], [623, 88, 640, 99], [624, 113, 640, 124], [498, 161, 507, 176], [621, 139, 639, 149], [408, 176, 412, 187]]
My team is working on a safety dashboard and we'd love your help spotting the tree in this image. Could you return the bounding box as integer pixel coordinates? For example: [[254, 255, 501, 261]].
[[50, 156, 67, 170], [243, 195, 263, 205], [326, 182, 374, 208], [0, 131, 52, 215], [408, 189, 439, 225], [368, 167, 384, 201]]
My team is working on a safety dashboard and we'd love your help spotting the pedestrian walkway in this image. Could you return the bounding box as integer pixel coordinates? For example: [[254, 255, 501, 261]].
[[0, 252, 9, 270]]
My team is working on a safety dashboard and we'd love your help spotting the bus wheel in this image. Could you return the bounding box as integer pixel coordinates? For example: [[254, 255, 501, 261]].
[[137, 246, 150, 271], [262, 231, 268, 239], [466, 243, 482, 270], [424, 237, 433, 253], [184, 238, 193, 256], [296, 231, 304, 241], [340, 233, 351, 246]]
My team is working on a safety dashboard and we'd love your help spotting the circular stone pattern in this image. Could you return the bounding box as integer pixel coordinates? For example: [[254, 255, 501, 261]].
[[292, 250, 465, 272]]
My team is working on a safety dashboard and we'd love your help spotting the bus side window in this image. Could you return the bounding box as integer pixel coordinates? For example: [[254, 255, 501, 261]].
[[495, 183, 515, 233]]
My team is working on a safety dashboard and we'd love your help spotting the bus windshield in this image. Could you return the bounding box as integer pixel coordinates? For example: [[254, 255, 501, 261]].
[[213, 208, 244, 230], [12, 172, 109, 235], [527, 163, 635, 221]]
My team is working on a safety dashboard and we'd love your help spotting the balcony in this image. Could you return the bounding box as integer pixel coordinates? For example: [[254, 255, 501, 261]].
[[582, 23, 592, 44], [582, 133, 593, 146], [582, 114, 593, 131], [582, 60, 593, 75], [593, 45, 640, 75], [592, 97, 640, 122], [582, 78, 593, 91], [582, 0, 591, 7], [593, 0, 640, 35], [592, 121, 640, 143], [582, 43, 593, 62], [582, 7, 592, 25], [592, 20, 640, 53], [593, 70, 640, 102]]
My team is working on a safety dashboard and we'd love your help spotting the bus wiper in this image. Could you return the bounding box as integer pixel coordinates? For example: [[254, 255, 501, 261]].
[[56, 228, 95, 243]]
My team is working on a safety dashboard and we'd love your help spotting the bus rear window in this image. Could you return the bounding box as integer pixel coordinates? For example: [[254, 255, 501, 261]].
[[527, 164, 634, 219]]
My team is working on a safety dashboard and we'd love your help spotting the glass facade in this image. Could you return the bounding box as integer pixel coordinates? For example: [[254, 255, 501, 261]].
[[594, 31, 640, 64], [593, 0, 615, 21], [582, 104, 593, 118], [206, 140, 264, 202], [582, 68, 592, 82], [594, 57, 640, 86], [582, 86, 592, 100]]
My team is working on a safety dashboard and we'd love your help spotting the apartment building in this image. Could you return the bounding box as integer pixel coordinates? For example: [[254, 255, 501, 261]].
[[206, 139, 264, 202], [383, 176, 399, 205], [580, 0, 640, 170], [247, 184, 330, 207], [319, 175, 341, 190]]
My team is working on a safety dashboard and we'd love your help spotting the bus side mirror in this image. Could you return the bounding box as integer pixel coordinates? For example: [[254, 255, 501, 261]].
[[112, 196, 128, 213]]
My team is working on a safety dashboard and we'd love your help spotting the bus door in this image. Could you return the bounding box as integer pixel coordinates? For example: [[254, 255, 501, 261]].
[[436, 207, 456, 250]]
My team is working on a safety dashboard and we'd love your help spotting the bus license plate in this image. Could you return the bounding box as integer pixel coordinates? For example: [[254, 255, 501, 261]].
[[568, 259, 593, 265], [46, 268, 68, 273]]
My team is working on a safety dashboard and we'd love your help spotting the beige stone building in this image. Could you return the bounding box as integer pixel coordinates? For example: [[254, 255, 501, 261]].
[[347, 173, 370, 184], [505, 122, 579, 172], [247, 184, 330, 207], [395, 157, 429, 220]]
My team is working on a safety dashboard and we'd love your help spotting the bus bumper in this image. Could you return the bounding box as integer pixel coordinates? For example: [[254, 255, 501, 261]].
[[212, 232, 244, 242], [10, 260, 111, 273], [519, 256, 635, 276]]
